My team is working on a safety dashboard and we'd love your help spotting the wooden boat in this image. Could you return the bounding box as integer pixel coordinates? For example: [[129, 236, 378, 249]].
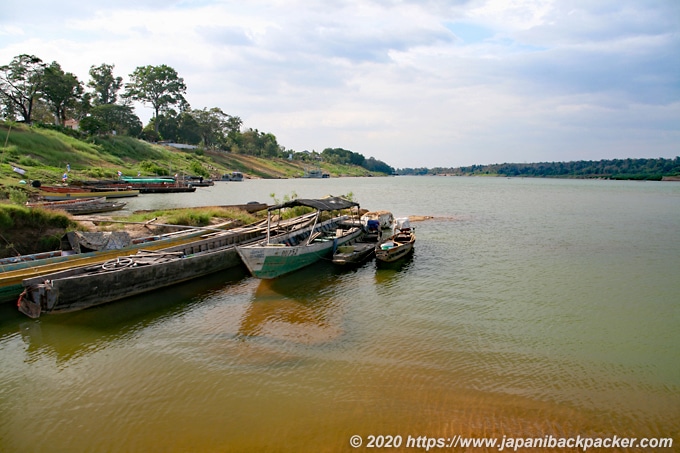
[[134, 183, 196, 193], [81, 177, 197, 193], [18, 230, 257, 318], [183, 176, 214, 186], [16, 214, 318, 318], [27, 197, 127, 215], [332, 220, 382, 266], [39, 186, 139, 200], [375, 217, 415, 263], [0, 226, 237, 303], [236, 197, 363, 279]]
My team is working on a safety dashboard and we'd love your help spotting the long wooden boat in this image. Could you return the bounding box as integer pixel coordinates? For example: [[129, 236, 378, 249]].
[[82, 177, 196, 193], [136, 184, 196, 193], [27, 198, 127, 215], [0, 227, 231, 303], [236, 197, 363, 279], [375, 217, 416, 263], [39, 186, 139, 200], [16, 214, 317, 318]]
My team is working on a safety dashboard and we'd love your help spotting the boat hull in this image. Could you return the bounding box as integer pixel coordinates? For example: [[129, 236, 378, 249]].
[[332, 242, 375, 266], [18, 227, 265, 317], [40, 189, 139, 200], [375, 232, 415, 263], [237, 217, 361, 279], [28, 198, 126, 215], [1, 230, 221, 303], [375, 241, 414, 262]]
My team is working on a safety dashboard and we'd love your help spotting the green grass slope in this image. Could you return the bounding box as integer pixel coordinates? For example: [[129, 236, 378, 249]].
[[0, 122, 378, 195]]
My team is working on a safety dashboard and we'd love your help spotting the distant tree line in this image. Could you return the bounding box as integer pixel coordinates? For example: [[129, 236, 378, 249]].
[[320, 148, 394, 174], [0, 54, 393, 173], [398, 158, 680, 180]]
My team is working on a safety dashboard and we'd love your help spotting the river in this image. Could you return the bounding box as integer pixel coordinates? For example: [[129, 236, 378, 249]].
[[1, 176, 678, 452]]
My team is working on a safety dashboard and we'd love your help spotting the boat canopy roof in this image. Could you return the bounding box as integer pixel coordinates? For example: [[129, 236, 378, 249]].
[[268, 197, 359, 212]]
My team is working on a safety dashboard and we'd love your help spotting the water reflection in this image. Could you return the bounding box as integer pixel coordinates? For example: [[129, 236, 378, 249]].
[[374, 252, 414, 282], [237, 271, 347, 345], [9, 267, 250, 364]]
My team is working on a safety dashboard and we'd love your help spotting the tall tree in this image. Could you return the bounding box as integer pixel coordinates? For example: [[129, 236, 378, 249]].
[[81, 104, 142, 136], [0, 54, 46, 123], [124, 64, 188, 134], [190, 107, 231, 148], [41, 61, 83, 126], [88, 63, 123, 105], [177, 111, 201, 145]]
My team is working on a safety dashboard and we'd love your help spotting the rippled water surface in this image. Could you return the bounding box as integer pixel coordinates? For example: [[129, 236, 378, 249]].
[[1, 177, 678, 452]]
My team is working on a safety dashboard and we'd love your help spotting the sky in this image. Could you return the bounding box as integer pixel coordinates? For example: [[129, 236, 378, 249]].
[[1, 0, 678, 169]]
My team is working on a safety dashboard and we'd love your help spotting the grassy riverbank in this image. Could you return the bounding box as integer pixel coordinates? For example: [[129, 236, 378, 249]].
[[0, 204, 265, 259], [0, 123, 379, 256], [0, 122, 378, 200], [0, 204, 81, 258]]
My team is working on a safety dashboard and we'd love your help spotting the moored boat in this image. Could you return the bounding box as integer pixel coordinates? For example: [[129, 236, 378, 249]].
[[236, 197, 363, 279], [375, 217, 415, 263], [16, 213, 317, 318], [18, 229, 259, 318], [39, 186, 139, 200], [0, 226, 236, 303], [222, 171, 244, 181], [81, 177, 197, 193], [27, 197, 127, 215], [332, 220, 382, 266]]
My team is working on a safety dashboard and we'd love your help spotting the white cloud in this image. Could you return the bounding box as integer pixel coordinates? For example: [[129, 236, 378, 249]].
[[1, 0, 678, 168]]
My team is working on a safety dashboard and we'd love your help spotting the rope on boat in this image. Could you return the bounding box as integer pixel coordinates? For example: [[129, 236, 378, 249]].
[[100, 250, 186, 270]]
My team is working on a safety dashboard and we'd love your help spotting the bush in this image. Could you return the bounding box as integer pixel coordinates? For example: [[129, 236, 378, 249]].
[[189, 160, 210, 178], [7, 187, 28, 205], [139, 160, 170, 176], [83, 167, 115, 179], [0, 209, 13, 229], [167, 211, 211, 227], [0, 204, 79, 258]]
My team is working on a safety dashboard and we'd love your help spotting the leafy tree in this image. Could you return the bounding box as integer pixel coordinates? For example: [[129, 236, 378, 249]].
[[190, 107, 232, 148], [322, 148, 365, 166], [156, 110, 179, 141], [176, 111, 201, 145], [41, 61, 83, 126], [88, 63, 123, 105], [81, 104, 142, 136], [363, 157, 394, 174], [0, 54, 46, 123], [124, 64, 188, 134], [237, 128, 282, 157], [139, 123, 161, 142]]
